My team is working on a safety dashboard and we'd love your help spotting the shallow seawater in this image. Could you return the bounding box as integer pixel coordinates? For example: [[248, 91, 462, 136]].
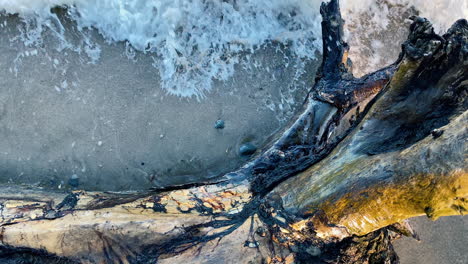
[[0, 12, 320, 191], [0, 0, 465, 191]]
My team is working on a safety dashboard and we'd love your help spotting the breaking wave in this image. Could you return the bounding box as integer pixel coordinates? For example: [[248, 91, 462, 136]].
[[0, 0, 466, 97]]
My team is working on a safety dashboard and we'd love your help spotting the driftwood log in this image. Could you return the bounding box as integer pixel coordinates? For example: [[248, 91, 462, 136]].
[[0, 1, 466, 263]]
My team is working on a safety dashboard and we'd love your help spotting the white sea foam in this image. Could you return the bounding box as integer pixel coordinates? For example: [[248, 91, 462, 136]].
[[342, 0, 467, 33], [1, 0, 324, 98], [0, 0, 466, 96], [341, 0, 468, 76]]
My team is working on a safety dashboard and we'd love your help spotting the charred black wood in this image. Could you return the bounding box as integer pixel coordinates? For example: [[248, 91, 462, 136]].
[[247, 0, 396, 196], [355, 17, 467, 156], [0, 245, 77, 264]]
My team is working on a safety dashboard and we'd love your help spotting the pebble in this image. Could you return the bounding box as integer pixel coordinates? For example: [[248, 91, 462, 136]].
[[239, 143, 257, 156], [431, 129, 444, 139], [214, 119, 225, 129], [68, 174, 80, 187]]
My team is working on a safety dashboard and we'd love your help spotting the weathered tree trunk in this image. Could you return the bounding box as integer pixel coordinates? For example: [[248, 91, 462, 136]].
[[0, 1, 466, 263]]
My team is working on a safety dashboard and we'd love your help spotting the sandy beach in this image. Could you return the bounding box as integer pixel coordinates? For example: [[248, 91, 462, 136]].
[[0, 14, 319, 191], [394, 216, 468, 264]]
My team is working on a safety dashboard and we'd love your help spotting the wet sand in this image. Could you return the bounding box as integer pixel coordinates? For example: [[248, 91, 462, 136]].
[[394, 216, 468, 264], [0, 14, 319, 191]]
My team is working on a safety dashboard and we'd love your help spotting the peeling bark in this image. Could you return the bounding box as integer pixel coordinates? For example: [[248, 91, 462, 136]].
[[0, 0, 466, 263]]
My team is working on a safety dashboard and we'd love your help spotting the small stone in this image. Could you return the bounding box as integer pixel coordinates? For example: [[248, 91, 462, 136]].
[[97, 141, 103, 146], [431, 129, 444, 139], [68, 174, 79, 188], [239, 143, 257, 156], [214, 119, 225, 129]]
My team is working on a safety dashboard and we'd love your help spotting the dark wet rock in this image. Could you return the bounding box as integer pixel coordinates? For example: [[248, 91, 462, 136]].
[[214, 119, 225, 129], [239, 143, 257, 156], [431, 129, 444, 139], [67, 175, 79, 188]]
